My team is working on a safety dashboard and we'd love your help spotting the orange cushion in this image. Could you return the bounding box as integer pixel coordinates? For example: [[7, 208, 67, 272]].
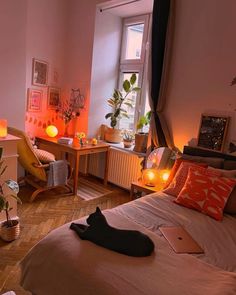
[[175, 167, 236, 221], [163, 162, 208, 197], [34, 149, 56, 163]]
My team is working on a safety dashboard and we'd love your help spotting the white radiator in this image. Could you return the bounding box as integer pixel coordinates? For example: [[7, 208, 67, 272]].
[[88, 147, 144, 190]]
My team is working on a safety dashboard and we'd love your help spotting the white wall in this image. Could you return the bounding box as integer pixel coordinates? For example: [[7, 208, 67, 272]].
[[0, 0, 27, 130], [89, 9, 122, 137], [165, 0, 236, 152]]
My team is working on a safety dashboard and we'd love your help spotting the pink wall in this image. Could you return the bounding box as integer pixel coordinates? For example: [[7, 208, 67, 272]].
[[165, 0, 236, 152], [0, 0, 27, 130]]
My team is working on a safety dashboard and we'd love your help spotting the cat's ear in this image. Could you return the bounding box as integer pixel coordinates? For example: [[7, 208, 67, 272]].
[[96, 207, 101, 213]]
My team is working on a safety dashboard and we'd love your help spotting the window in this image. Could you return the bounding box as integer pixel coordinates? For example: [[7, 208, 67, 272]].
[[118, 14, 150, 131]]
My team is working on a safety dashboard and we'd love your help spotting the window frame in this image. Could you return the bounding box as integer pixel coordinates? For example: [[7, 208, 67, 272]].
[[118, 14, 150, 131]]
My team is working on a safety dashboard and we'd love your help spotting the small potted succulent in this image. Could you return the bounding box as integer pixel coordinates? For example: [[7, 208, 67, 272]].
[[134, 111, 151, 153], [105, 73, 140, 143], [123, 131, 134, 148], [0, 147, 21, 242]]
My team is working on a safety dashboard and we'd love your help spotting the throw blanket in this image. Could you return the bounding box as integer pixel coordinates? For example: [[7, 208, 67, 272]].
[[47, 160, 68, 187]]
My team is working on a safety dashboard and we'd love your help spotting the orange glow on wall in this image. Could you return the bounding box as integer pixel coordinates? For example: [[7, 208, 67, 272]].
[[46, 125, 58, 137], [0, 119, 7, 138]]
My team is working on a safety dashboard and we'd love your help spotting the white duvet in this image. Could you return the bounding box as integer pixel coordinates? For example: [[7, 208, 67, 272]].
[[20, 193, 236, 295]]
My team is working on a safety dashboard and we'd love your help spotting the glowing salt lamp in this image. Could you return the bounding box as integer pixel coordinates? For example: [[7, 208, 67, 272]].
[[142, 169, 159, 187], [160, 169, 170, 183], [46, 125, 58, 138], [0, 119, 7, 138]]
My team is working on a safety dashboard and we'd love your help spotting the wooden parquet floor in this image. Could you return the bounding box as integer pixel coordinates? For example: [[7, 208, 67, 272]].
[[0, 176, 131, 295]]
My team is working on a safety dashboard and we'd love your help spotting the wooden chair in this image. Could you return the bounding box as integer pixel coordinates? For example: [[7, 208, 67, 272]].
[[8, 127, 72, 202]]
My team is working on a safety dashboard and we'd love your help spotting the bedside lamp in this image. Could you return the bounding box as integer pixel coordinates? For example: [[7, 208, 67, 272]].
[[159, 169, 170, 183], [46, 125, 58, 138], [142, 169, 159, 187], [0, 119, 7, 138]]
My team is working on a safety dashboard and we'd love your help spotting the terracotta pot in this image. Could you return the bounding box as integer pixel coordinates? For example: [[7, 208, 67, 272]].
[[104, 127, 122, 143], [1, 220, 20, 242], [123, 140, 133, 148], [134, 133, 148, 153]]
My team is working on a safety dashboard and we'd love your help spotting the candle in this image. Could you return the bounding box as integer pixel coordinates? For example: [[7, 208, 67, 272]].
[[0, 119, 7, 138]]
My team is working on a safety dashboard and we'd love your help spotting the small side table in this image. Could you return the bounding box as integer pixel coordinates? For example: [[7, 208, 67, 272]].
[[130, 180, 164, 199]]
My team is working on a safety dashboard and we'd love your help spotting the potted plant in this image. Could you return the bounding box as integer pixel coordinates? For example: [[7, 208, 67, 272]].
[[134, 111, 151, 153], [0, 147, 21, 242], [104, 73, 140, 143], [123, 131, 134, 148]]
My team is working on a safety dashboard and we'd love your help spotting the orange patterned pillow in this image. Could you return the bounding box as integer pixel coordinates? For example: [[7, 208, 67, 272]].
[[175, 167, 236, 221], [163, 162, 208, 197]]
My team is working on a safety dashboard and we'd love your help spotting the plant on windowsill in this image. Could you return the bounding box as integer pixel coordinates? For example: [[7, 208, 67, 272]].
[[134, 111, 151, 153], [104, 73, 140, 143], [0, 147, 22, 242], [123, 131, 134, 148]]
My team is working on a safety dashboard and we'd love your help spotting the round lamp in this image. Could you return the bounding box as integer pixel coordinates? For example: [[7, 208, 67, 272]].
[[160, 169, 170, 183], [46, 125, 58, 138], [142, 169, 159, 187]]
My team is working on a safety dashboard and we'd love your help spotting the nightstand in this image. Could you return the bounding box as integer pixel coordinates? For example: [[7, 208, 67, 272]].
[[130, 180, 164, 199]]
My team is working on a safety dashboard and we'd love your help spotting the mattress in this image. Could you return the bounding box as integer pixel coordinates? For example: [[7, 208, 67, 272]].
[[20, 193, 236, 295]]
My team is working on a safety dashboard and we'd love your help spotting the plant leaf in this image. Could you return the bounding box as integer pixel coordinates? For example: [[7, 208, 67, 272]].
[[105, 113, 113, 119], [132, 87, 141, 92], [10, 194, 22, 204], [123, 80, 130, 92], [124, 102, 133, 108], [0, 197, 5, 211], [0, 165, 7, 176], [130, 73, 137, 85]]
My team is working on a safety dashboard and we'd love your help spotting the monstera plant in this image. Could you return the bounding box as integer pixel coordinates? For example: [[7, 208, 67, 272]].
[[0, 147, 21, 242]]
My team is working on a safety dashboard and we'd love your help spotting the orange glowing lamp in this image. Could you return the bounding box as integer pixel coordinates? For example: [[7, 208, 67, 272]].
[[46, 125, 58, 138], [160, 169, 170, 183], [0, 119, 7, 138], [142, 169, 159, 187]]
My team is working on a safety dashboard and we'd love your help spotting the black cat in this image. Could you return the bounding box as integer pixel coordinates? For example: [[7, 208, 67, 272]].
[[70, 207, 154, 257]]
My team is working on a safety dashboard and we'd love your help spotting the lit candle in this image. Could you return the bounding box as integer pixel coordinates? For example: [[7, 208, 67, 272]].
[[0, 119, 7, 138]]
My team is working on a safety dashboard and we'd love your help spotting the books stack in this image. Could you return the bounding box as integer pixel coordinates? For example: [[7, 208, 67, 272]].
[[57, 137, 73, 145]]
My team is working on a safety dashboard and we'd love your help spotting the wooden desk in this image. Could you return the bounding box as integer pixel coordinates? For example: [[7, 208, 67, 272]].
[[36, 137, 110, 196]]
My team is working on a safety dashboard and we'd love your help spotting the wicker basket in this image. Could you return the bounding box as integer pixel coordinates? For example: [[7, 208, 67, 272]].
[[1, 220, 20, 242], [104, 128, 122, 143]]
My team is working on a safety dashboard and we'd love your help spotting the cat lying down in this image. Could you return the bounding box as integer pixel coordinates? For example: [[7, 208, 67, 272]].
[[70, 207, 154, 257]]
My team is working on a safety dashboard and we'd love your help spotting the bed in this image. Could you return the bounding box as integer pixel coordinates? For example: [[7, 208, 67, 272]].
[[20, 147, 236, 295]]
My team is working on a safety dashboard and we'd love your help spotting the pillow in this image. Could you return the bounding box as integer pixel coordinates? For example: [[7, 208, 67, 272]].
[[34, 149, 56, 163], [164, 158, 208, 189], [163, 162, 209, 197], [181, 154, 224, 168], [175, 167, 236, 221], [207, 167, 236, 214]]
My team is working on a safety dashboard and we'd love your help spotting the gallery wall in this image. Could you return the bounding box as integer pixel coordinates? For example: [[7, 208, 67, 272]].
[[165, 0, 236, 152]]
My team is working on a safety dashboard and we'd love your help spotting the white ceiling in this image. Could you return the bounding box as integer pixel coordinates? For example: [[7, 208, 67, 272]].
[[99, 0, 153, 17]]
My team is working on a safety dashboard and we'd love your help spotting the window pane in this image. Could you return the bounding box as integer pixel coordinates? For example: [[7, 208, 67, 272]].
[[119, 72, 139, 131], [125, 23, 144, 60]]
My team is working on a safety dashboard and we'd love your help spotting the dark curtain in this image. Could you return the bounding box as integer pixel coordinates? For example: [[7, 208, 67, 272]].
[[149, 0, 171, 148]]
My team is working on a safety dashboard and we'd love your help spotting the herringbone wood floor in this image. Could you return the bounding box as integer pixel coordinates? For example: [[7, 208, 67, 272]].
[[0, 177, 131, 295]]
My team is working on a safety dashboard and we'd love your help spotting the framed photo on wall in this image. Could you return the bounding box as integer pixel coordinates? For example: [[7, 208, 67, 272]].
[[48, 87, 60, 109], [27, 88, 42, 112], [32, 58, 48, 86], [197, 114, 230, 152]]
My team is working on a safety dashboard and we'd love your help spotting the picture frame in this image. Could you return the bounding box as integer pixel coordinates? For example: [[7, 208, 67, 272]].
[[197, 114, 230, 152], [48, 87, 60, 109], [32, 58, 48, 86], [27, 88, 42, 112]]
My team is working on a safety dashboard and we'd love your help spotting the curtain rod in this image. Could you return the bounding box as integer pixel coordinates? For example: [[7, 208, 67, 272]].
[[100, 0, 141, 12]]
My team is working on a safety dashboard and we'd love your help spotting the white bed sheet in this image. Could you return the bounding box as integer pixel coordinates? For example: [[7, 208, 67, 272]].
[[20, 193, 236, 295]]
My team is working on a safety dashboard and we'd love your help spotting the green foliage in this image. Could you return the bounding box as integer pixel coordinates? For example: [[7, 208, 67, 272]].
[[0, 147, 21, 226], [123, 131, 134, 141], [136, 111, 151, 131], [105, 73, 141, 128]]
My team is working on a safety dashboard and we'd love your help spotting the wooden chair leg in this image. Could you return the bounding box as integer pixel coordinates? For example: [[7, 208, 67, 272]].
[[30, 187, 49, 202]]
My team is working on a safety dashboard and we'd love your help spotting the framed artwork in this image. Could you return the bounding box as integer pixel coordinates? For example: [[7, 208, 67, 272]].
[[197, 114, 230, 152], [27, 89, 42, 112], [48, 87, 60, 109], [32, 58, 48, 86]]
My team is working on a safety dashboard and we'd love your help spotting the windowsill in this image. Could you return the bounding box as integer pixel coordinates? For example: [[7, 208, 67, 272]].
[[108, 142, 146, 157]]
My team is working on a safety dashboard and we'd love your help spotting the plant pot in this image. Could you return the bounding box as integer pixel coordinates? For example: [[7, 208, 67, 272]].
[[0, 219, 20, 242], [104, 127, 122, 143], [134, 133, 148, 153], [123, 140, 133, 148]]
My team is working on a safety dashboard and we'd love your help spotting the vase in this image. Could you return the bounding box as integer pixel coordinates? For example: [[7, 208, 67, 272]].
[[64, 122, 70, 137]]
